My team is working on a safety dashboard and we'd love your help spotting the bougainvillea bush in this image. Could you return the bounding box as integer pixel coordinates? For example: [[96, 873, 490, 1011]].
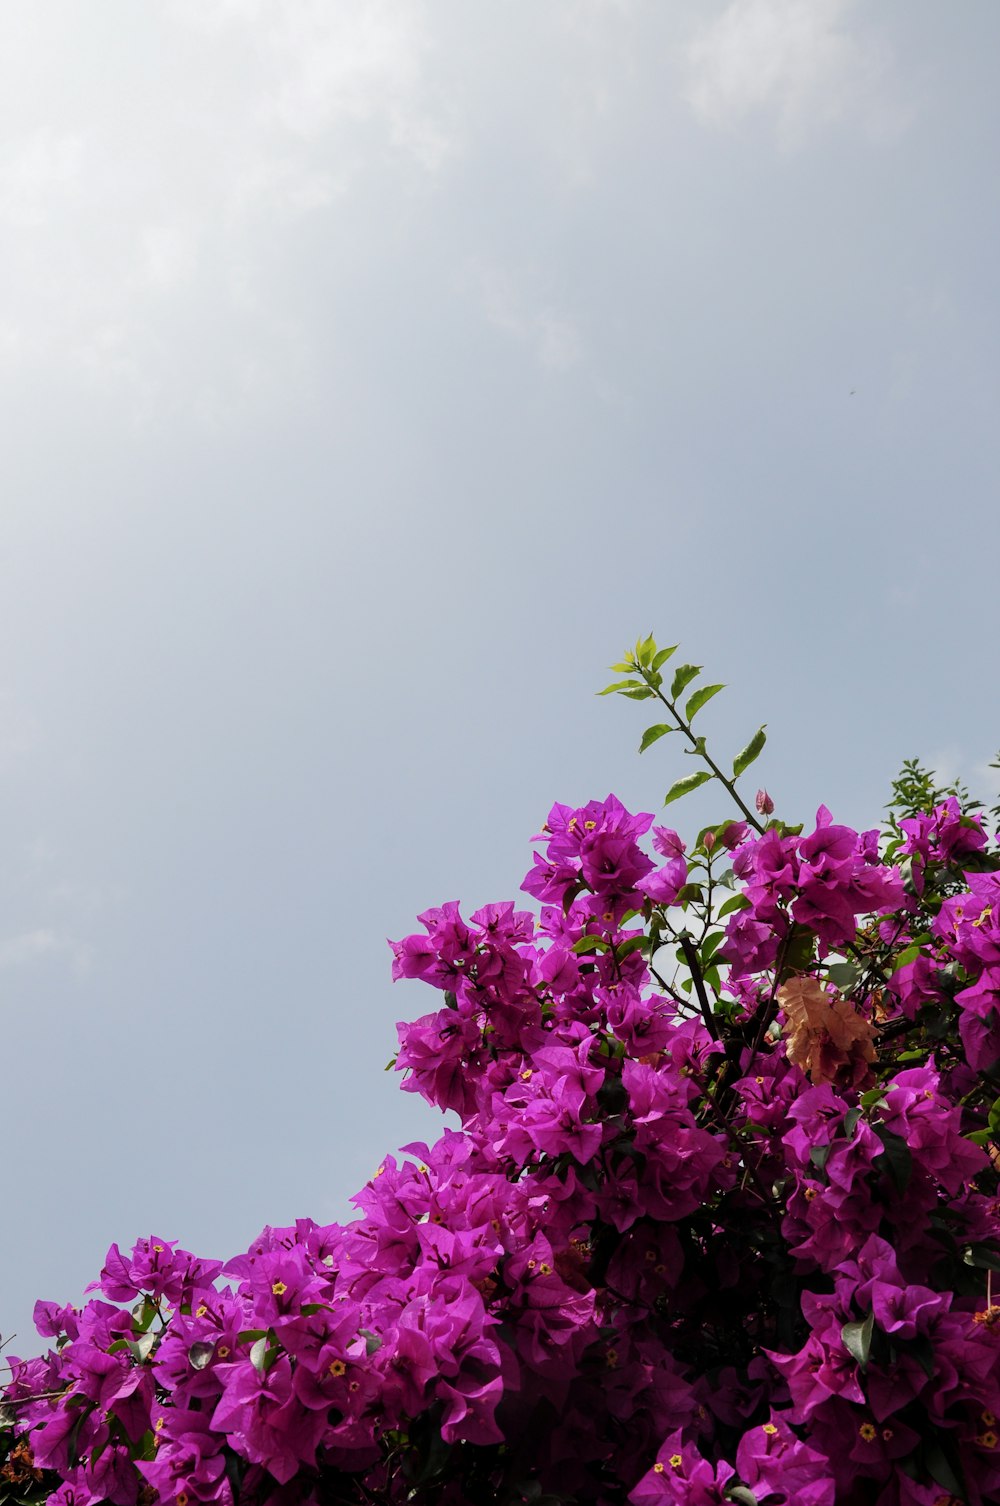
[[6, 637, 1000, 1506]]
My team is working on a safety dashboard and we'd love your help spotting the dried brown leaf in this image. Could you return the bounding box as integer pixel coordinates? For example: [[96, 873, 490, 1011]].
[[778, 975, 876, 1090]]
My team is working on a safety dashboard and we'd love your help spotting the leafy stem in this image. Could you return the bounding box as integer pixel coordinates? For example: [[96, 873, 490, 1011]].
[[639, 667, 765, 833]]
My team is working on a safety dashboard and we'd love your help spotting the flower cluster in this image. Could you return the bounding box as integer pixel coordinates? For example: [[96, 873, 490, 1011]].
[[5, 646, 1000, 1506]]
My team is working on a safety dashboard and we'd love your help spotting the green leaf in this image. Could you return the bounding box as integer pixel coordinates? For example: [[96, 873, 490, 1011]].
[[188, 1341, 215, 1371], [700, 931, 725, 965], [597, 679, 644, 696], [131, 1295, 157, 1334], [781, 924, 816, 975], [572, 935, 610, 954], [134, 1429, 158, 1463], [963, 1244, 1000, 1271], [615, 935, 649, 960], [717, 893, 750, 918], [384, 1055, 397, 1071], [905, 1333, 936, 1379], [609, 659, 635, 673], [891, 943, 921, 972], [842, 1106, 862, 1140], [621, 686, 654, 700], [651, 644, 678, 670], [670, 663, 701, 700], [685, 683, 725, 722], [664, 770, 712, 806], [66, 1407, 93, 1470], [639, 724, 673, 754], [924, 1436, 968, 1502], [249, 1337, 269, 1373], [899, 853, 924, 898], [128, 1331, 157, 1364], [727, 1489, 760, 1506], [841, 1310, 874, 1369], [238, 1328, 270, 1344], [733, 725, 767, 778], [827, 961, 860, 991], [860, 1087, 887, 1110], [675, 882, 705, 906], [636, 633, 657, 668], [873, 1125, 913, 1195]]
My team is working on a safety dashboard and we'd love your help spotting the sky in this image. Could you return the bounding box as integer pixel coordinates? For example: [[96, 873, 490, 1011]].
[[2, 0, 999, 1356]]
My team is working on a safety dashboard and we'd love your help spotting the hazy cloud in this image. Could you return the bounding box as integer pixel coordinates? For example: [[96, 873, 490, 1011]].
[[0, 1, 452, 420], [683, 0, 906, 145], [0, 928, 70, 968], [473, 265, 585, 372]]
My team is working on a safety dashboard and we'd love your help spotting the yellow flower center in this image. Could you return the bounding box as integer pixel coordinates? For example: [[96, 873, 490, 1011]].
[[762, 1423, 778, 1435], [859, 1423, 877, 1442], [539, 1262, 552, 1276], [653, 1463, 665, 1474], [329, 1359, 347, 1377], [271, 1281, 288, 1297], [218, 1346, 230, 1358], [979, 1431, 998, 1449], [195, 1305, 208, 1317], [669, 1454, 683, 1469]]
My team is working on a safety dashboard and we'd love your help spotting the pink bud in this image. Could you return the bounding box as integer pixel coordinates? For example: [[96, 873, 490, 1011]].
[[703, 830, 716, 852], [755, 789, 774, 816]]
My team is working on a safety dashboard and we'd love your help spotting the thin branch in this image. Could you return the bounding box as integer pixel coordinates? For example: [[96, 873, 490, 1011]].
[[638, 668, 766, 834], [678, 933, 718, 1041]]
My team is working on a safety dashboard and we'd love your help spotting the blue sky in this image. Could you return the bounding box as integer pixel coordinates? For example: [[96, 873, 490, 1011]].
[[2, 0, 999, 1355]]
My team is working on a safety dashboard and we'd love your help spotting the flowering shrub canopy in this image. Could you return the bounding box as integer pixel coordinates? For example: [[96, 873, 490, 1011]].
[[5, 636, 1000, 1506]]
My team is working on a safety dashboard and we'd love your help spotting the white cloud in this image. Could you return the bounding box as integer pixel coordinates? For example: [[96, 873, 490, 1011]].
[[473, 265, 584, 373], [682, 0, 906, 146], [0, 2, 452, 423], [0, 133, 85, 230], [0, 928, 66, 968]]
